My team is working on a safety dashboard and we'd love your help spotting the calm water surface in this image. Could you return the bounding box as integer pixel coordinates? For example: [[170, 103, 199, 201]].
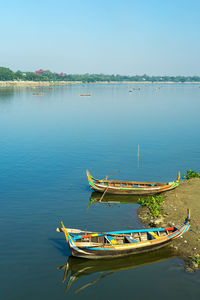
[[0, 84, 200, 299]]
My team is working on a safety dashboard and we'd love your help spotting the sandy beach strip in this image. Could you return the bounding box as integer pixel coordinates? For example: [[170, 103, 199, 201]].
[[1, 80, 200, 88]]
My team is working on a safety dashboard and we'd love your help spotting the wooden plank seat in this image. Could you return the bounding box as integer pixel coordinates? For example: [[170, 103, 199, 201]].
[[126, 236, 138, 243], [106, 235, 118, 244], [148, 232, 159, 239]]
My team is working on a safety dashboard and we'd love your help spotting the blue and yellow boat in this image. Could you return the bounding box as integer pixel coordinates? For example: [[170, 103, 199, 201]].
[[57, 210, 190, 259]]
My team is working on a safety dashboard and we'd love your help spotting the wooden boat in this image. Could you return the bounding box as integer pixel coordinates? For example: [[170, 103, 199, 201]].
[[58, 247, 175, 293], [56, 210, 190, 259], [86, 170, 180, 195]]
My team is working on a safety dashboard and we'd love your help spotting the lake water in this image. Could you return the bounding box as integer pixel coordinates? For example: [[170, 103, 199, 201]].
[[0, 84, 200, 299]]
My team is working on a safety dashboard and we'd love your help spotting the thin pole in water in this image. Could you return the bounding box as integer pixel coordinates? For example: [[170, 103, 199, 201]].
[[137, 144, 140, 168]]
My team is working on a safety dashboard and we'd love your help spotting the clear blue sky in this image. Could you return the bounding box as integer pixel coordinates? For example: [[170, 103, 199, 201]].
[[1, 0, 200, 75]]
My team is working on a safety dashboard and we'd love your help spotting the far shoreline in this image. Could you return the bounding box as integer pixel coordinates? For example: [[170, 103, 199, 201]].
[[1, 80, 200, 88]]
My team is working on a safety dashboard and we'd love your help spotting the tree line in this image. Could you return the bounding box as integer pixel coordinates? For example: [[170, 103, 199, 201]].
[[0, 66, 200, 83]]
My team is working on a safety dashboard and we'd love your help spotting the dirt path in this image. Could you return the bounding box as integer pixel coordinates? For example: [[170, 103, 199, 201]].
[[138, 178, 200, 269]]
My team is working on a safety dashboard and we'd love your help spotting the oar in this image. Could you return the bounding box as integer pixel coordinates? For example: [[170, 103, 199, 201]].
[[99, 187, 109, 202], [102, 170, 120, 180]]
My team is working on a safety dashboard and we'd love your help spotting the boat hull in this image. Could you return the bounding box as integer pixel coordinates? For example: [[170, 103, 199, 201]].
[[71, 239, 172, 259], [89, 184, 178, 195]]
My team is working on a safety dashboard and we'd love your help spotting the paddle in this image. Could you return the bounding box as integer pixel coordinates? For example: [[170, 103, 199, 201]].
[[99, 170, 120, 203], [102, 170, 120, 180], [99, 187, 109, 202]]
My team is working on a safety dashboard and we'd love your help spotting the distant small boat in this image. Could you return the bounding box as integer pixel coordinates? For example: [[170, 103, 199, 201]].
[[86, 170, 180, 195], [32, 92, 43, 96], [79, 94, 91, 96], [57, 210, 190, 259]]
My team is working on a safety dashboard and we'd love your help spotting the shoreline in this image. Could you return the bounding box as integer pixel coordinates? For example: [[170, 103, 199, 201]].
[[0, 81, 81, 87], [137, 178, 200, 271], [1, 80, 200, 88]]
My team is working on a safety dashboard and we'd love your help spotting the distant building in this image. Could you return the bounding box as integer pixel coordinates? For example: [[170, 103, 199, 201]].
[[60, 72, 66, 77], [35, 69, 44, 75]]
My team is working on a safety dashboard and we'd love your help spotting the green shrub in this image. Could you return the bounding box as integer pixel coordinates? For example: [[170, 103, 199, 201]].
[[138, 195, 164, 219], [183, 170, 200, 179], [189, 255, 200, 266]]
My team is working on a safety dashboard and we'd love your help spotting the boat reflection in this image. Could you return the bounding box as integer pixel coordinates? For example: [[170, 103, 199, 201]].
[[57, 247, 175, 294], [87, 192, 141, 209]]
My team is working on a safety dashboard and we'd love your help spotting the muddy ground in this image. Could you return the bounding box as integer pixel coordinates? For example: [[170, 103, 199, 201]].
[[138, 178, 200, 270]]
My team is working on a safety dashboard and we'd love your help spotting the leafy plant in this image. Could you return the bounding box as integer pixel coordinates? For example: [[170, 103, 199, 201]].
[[183, 170, 200, 179], [189, 255, 200, 266], [138, 195, 164, 219]]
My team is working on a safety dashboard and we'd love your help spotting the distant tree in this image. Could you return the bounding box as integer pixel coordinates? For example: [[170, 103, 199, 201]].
[[0, 67, 15, 81], [24, 72, 38, 81], [15, 70, 24, 80], [1, 66, 200, 83]]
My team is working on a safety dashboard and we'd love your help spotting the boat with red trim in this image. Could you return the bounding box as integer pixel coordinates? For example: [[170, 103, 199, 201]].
[[56, 210, 190, 259]]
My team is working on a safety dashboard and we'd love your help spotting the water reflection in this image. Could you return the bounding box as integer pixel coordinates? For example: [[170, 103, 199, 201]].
[[0, 88, 15, 102], [58, 247, 175, 294], [87, 192, 140, 209]]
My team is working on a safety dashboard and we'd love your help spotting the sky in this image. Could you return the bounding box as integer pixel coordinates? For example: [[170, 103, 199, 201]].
[[0, 0, 200, 75]]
